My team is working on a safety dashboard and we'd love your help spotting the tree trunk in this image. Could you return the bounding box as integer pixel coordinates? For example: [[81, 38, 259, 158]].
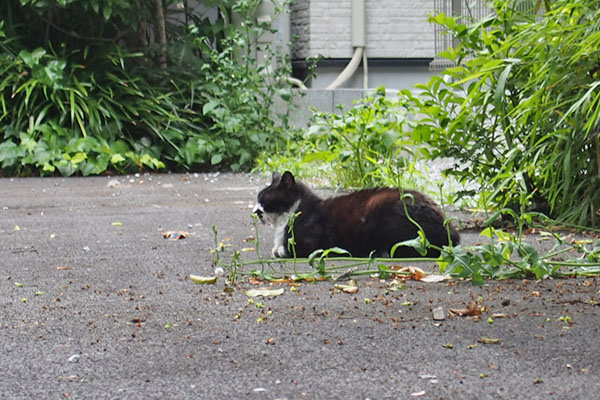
[[153, 0, 167, 69]]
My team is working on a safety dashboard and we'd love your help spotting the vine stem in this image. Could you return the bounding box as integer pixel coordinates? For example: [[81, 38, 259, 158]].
[[236, 256, 439, 268], [545, 261, 600, 267]]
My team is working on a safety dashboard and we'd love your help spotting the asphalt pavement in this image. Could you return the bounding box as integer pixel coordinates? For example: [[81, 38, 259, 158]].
[[1, 173, 599, 399]]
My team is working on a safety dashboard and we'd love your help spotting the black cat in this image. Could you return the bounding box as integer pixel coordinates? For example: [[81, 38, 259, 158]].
[[253, 171, 460, 258]]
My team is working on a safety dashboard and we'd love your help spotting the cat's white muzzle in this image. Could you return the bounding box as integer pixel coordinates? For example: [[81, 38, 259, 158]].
[[252, 204, 266, 223]]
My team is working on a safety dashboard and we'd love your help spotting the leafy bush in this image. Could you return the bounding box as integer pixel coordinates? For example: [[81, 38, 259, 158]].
[[0, 0, 297, 176], [417, 0, 600, 226], [259, 88, 432, 189]]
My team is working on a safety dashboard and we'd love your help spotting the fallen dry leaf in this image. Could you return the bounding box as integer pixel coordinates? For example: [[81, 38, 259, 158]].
[[449, 301, 482, 317], [189, 275, 217, 284], [269, 278, 299, 284], [420, 274, 451, 283], [391, 266, 451, 283], [392, 266, 426, 280], [478, 337, 501, 344], [245, 288, 284, 298], [335, 279, 359, 293], [408, 266, 426, 281]]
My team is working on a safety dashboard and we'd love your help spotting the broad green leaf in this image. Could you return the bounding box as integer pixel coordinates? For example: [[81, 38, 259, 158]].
[[19, 48, 46, 68], [111, 154, 126, 164], [210, 154, 222, 165], [70, 152, 87, 164], [202, 100, 219, 115]]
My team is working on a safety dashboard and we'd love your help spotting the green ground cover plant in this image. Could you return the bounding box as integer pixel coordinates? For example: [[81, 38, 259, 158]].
[[0, 0, 298, 176]]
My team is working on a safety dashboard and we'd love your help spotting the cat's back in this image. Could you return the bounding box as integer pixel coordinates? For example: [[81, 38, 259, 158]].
[[321, 187, 410, 227], [321, 186, 451, 237], [323, 187, 435, 213]]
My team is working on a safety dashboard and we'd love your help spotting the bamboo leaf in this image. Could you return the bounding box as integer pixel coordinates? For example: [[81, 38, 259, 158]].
[[494, 63, 513, 111]]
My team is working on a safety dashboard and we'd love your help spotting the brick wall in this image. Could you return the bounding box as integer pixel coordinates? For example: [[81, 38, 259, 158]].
[[291, 0, 435, 60]]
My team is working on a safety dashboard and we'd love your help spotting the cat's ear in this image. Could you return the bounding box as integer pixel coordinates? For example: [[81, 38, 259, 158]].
[[280, 171, 295, 189], [271, 172, 281, 183]]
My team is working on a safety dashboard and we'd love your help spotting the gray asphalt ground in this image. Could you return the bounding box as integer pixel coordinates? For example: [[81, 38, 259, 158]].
[[1, 173, 599, 399]]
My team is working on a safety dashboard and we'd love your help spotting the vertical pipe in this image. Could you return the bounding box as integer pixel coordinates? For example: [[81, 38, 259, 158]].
[[326, 0, 367, 89], [352, 0, 366, 47]]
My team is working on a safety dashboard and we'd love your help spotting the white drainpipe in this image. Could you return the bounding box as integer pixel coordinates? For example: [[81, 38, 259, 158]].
[[326, 0, 367, 89]]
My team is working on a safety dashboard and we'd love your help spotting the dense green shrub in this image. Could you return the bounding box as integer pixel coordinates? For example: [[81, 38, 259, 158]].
[[0, 0, 296, 176], [259, 87, 432, 190], [417, 0, 600, 226]]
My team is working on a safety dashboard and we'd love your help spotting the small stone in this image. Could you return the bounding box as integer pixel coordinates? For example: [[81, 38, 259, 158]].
[[68, 354, 80, 363], [432, 307, 446, 321]]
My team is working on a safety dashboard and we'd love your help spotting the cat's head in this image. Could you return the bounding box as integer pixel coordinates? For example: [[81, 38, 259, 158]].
[[253, 171, 300, 224]]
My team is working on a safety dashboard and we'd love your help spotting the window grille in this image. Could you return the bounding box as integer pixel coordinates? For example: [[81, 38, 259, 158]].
[[430, 0, 491, 71], [430, 0, 548, 71]]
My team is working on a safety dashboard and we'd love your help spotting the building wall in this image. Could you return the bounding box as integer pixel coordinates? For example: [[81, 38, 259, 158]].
[[291, 0, 436, 60], [308, 65, 434, 90]]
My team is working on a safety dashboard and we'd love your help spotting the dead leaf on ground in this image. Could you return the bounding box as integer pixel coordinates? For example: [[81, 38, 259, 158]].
[[391, 266, 426, 280], [391, 266, 450, 283], [449, 301, 482, 317], [189, 275, 217, 285], [420, 274, 451, 283], [478, 337, 501, 344], [245, 288, 285, 298], [335, 279, 359, 293]]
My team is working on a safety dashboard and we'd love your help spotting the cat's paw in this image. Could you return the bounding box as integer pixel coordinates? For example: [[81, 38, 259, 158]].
[[271, 245, 287, 258]]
